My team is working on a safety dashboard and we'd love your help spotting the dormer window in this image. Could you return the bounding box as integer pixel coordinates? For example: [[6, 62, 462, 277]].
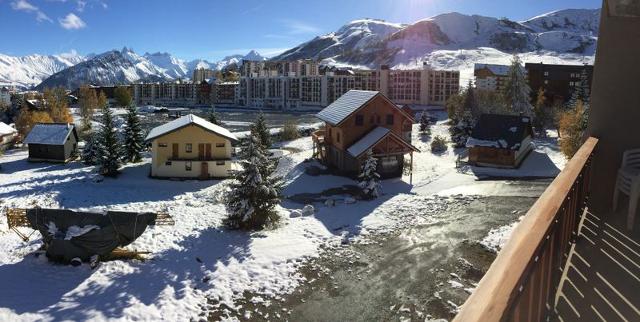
[[355, 114, 364, 126]]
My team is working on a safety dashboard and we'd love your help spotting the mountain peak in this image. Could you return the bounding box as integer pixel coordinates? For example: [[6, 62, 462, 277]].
[[244, 50, 265, 61]]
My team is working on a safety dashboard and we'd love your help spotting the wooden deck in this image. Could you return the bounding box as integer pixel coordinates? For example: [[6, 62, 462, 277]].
[[554, 209, 640, 322]]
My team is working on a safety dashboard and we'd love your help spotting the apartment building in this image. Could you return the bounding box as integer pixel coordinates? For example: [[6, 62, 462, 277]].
[[237, 60, 460, 110], [525, 62, 594, 103], [211, 81, 238, 105], [132, 81, 199, 107], [473, 64, 511, 92], [192, 68, 216, 84]]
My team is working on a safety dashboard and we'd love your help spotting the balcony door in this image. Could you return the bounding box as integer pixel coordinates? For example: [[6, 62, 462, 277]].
[[172, 143, 179, 159], [198, 143, 205, 160]]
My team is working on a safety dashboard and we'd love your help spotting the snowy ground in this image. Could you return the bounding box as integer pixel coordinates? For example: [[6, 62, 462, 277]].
[[0, 113, 567, 321]]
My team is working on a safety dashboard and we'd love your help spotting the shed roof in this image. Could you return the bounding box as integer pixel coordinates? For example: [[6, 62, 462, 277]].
[[347, 126, 419, 158], [24, 123, 76, 145], [145, 114, 238, 142], [0, 122, 16, 136], [466, 114, 533, 149], [316, 90, 379, 126]]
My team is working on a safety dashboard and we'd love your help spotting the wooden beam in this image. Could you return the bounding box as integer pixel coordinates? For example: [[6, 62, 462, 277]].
[[454, 137, 598, 322]]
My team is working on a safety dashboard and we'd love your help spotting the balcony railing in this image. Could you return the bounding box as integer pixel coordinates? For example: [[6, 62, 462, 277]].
[[454, 137, 598, 322]]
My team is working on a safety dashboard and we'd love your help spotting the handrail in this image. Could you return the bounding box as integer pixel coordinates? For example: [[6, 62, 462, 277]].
[[454, 137, 598, 322]]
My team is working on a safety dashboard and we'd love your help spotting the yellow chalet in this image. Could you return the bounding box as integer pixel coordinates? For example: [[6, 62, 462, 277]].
[[145, 114, 238, 179]]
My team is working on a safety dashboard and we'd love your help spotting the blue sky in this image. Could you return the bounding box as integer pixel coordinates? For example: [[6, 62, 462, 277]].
[[1, 0, 602, 61]]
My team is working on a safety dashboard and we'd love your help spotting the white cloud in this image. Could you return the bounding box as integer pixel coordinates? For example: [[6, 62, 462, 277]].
[[281, 19, 322, 35], [59, 13, 86, 29], [11, 0, 53, 22], [76, 0, 86, 12]]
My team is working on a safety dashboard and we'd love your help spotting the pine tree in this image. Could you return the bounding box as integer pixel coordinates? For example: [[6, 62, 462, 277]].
[[503, 55, 533, 116], [224, 129, 283, 230], [568, 67, 591, 109], [96, 105, 121, 176], [358, 150, 381, 199], [419, 112, 431, 136], [122, 105, 145, 163], [207, 110, 221, 125], [450, 110, 475, 148], [463, 80, 480, 119], [251, 113, 271, 149], [82, 130, 100, 165]]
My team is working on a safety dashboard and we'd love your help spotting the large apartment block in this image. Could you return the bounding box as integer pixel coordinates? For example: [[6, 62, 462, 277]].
[[237, 61, 460, 109], [525, 62, 594, 103], [133, 82, 200, 107]]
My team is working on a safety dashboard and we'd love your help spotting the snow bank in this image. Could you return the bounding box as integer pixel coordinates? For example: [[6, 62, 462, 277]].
[[480, 216, 523, 252]]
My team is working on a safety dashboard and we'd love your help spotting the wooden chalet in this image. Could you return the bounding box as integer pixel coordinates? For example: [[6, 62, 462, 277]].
[[313, 90, 419, 179], [466, 114, 534, 168]]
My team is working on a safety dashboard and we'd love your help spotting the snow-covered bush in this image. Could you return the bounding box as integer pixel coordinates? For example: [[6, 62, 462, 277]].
[[280, 119, 300, 141], [431, 135, 448, 153], [419, 112, 431, 136], [302, 204, 315, 216], [358, 150, 381, 199]]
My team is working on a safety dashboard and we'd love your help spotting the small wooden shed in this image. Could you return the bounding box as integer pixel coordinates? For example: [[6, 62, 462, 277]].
[[466, 114, 534, 168], [24, 123, 79, 162]]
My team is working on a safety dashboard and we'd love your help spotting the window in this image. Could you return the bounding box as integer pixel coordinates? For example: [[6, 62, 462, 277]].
[[185, 143, 193, 153], [165, 161, 172, 166], [185, 161, 192, 171], [158, 143, 168, 148], [355, 114, 364, 126], [216, 143, 225, 148], [216, 161, 225, 165], [544, 71, 549, 77], [386, 114, 394, 125], [337, 132, 341, 143]]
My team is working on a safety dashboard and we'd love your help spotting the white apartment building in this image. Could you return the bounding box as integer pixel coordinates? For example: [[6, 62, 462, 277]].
[[237, 61, 460, 110], [132, 82, 199, 107], [0, 87, 12, 107]]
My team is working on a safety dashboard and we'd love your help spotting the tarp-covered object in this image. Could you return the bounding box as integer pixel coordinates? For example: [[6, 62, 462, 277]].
[[26, 208, 158, 263]]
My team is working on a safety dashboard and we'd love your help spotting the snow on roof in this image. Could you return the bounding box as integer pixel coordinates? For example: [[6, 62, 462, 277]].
[[24, 123, 75, 145], [466, 114, 532, 149], [347, 127, 390, 157], [145, 114, 238, 142], [316, 90, 379, 125], [0, 122, 16, 136], [474, 63, 511, 76]]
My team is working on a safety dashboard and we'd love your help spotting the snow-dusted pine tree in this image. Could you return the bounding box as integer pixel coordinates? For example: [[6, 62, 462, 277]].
[[207, 110, 222, 125], [96, 106, 121, 176], [358, 150, 381, 199], [224, 129, 283, 230], [450, 110, 475, 148], [82, 130, 100, 165], [503, 55, 533, 116], [122, 105, 145, 163], [568, 67, 591, 110], [251, 113, 272, 149], [419, 112, 431, 136]]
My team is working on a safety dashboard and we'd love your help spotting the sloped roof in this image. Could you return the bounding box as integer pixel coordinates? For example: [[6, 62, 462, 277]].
[[0, 122, 16, 136], [316, 90, 379, 125], [24, 123, 76, 145], [467, 114, 533, 149], [474, 63, 511, 76], [347, 126, 419, 158], [145, 114, 238, 142]]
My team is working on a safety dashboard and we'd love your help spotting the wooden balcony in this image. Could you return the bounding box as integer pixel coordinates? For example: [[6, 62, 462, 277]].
[[454, 137, 605, 321]]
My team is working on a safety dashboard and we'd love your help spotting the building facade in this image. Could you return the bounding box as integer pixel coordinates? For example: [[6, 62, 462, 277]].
[[132, 82, 199, 107], [238, 60, 459, 110], [473, 64, 512, 92], [525, 63, 594, 103], [193, 68, 216, 84], [313, 90, 419, 178], [0, 86, 12, 107], [145, 114, 238, 179]]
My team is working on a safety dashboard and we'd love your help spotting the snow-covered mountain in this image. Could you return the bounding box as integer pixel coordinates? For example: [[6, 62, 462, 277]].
[[214, 50, 267, 70], [275, 9, 600, 67], [35, 48, 264, 90], [0, 52, 85, 89]]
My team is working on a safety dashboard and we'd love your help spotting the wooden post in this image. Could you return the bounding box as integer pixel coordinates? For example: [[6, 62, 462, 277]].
[[410, 152, 414, 185]]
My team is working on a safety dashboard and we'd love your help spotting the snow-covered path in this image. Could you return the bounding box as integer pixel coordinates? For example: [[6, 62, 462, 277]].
[[0, 115, 567, 321]]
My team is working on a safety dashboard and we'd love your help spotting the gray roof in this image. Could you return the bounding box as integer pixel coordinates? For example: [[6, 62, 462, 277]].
[[24, 123, 76, 145], [467, 114, 533, 149], [347, 127, 390, 157], [145, 114, 238, 142], [316, 90, 379, 125]]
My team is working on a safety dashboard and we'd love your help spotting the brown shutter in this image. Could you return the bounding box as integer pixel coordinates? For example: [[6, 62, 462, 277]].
[[172, 143, 179, 158]]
